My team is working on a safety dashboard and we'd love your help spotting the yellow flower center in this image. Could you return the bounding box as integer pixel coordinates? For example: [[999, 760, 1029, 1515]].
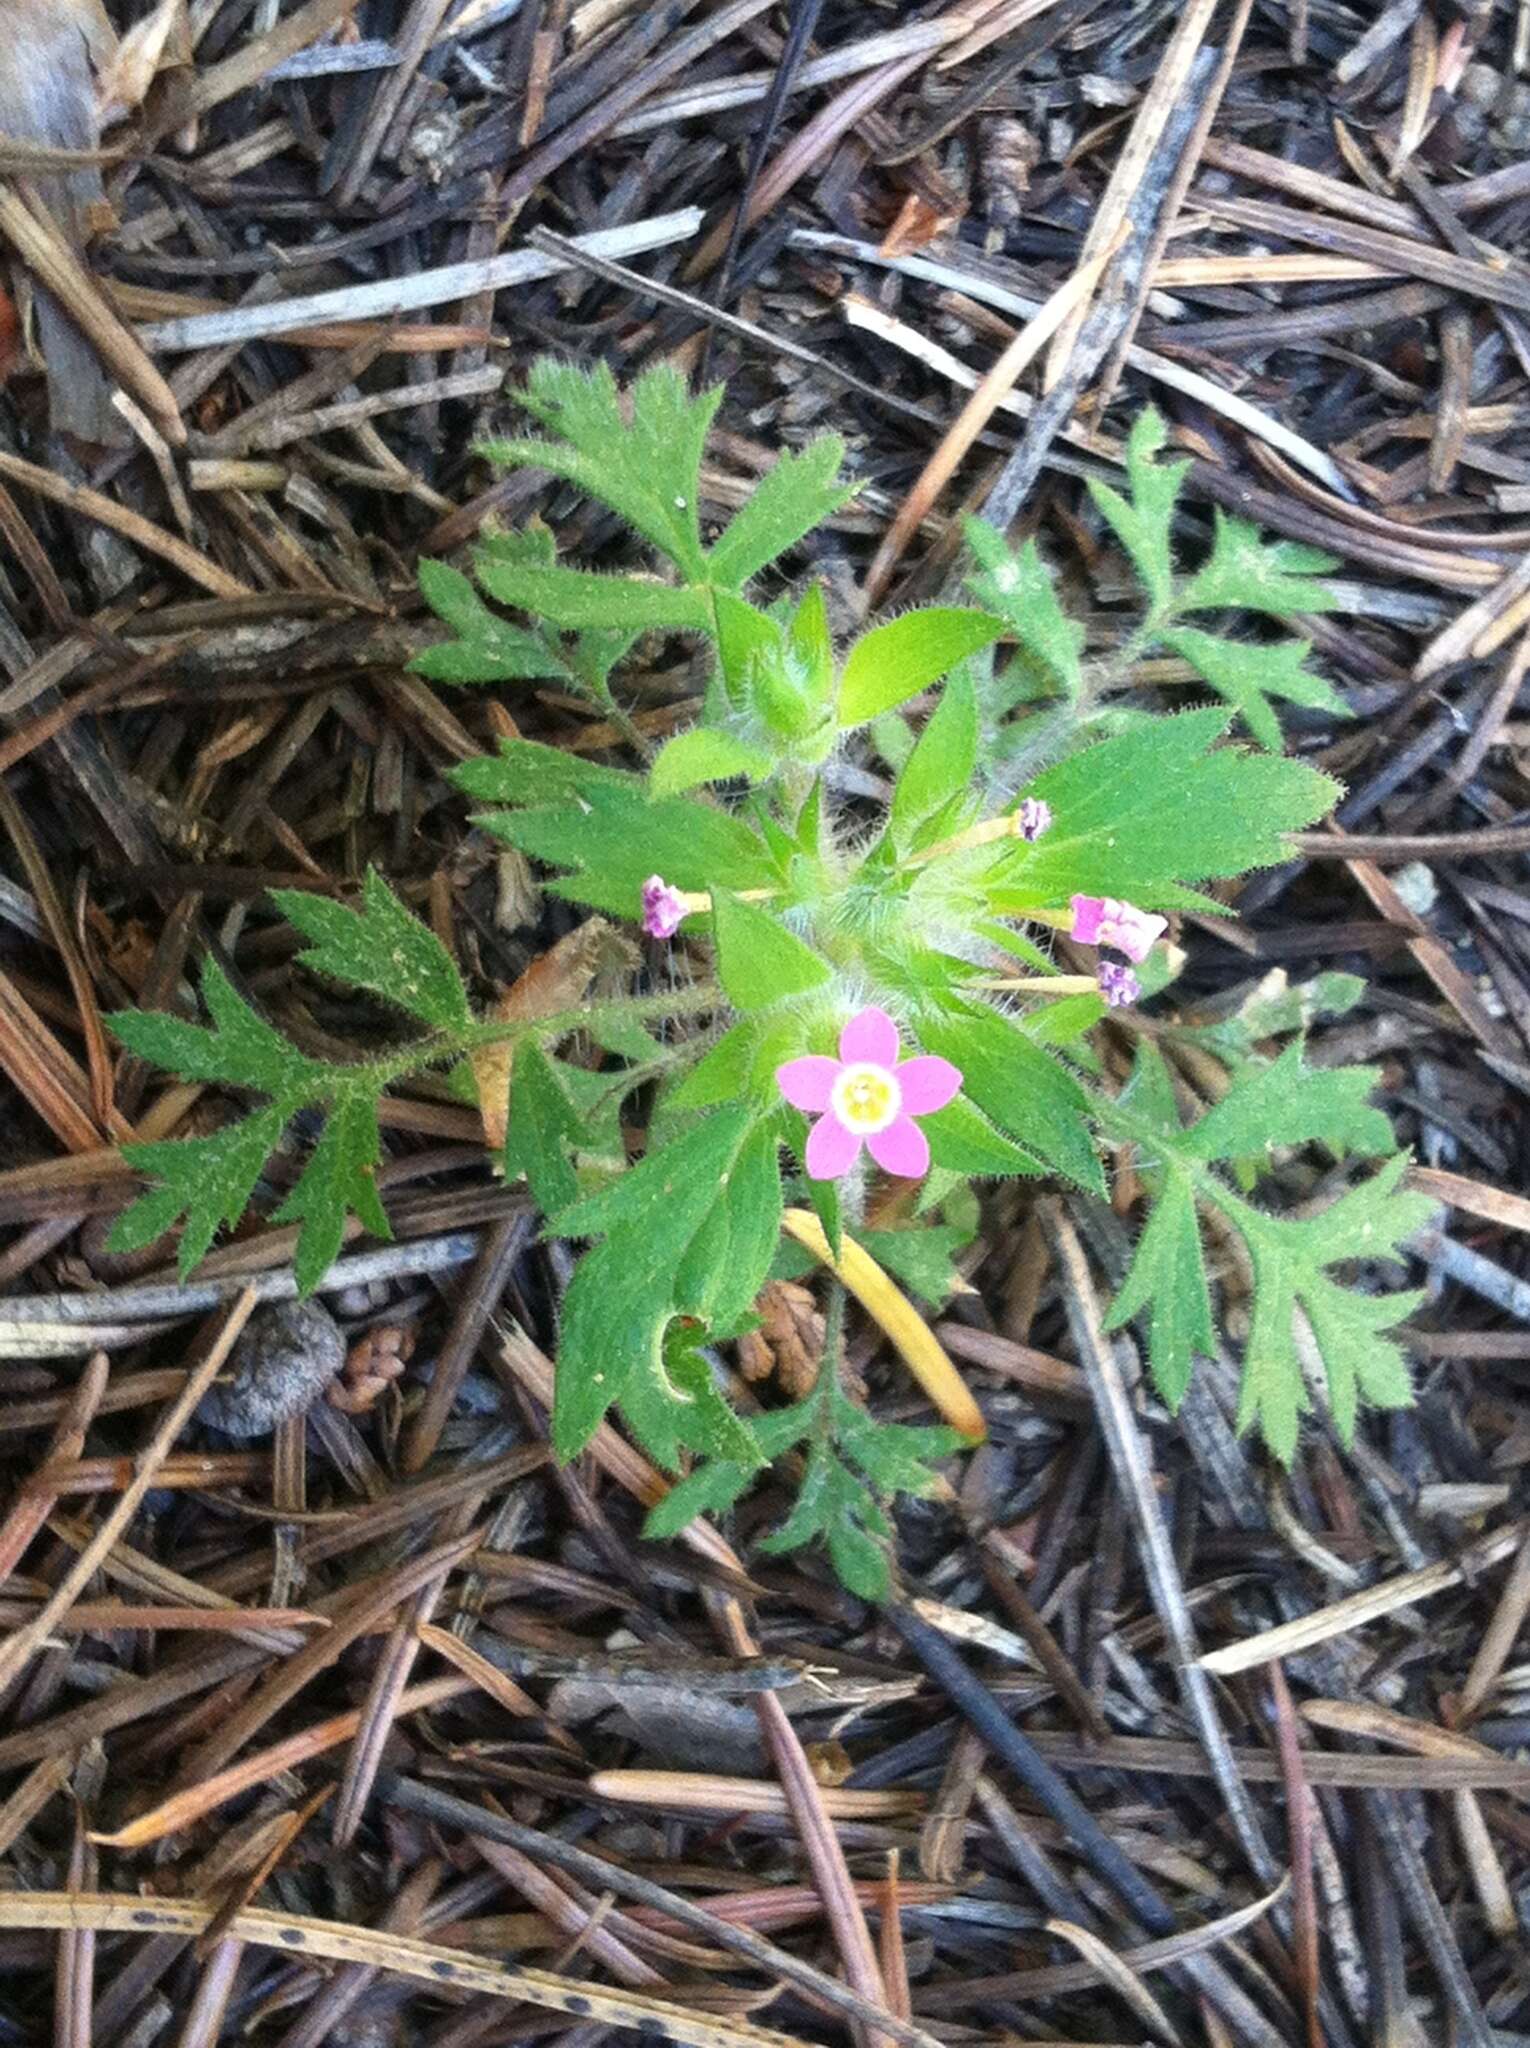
[[831, 1062, 901, 1135]]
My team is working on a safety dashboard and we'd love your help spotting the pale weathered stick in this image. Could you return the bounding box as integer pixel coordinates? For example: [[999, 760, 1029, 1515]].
[[1200, 1518, 1530, 1675], [136, 211, 702, 352], [800, 229, 1354, 499], [0, 185, 185, 442], [585, 1770, 921, 1819], [1040, 1199, 1279, 1890], [0, 1894, 815, 2048], [862, 233, 1122, 604]]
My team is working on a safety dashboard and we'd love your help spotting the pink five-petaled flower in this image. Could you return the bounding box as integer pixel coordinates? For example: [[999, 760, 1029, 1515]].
[[1069, 894, 1167, 965], [641, 874, 687, 941], [777, 1007, 961, 1183]]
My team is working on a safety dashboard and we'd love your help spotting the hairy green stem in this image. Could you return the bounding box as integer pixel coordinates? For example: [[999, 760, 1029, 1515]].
[[314, 983, 722, 1105]]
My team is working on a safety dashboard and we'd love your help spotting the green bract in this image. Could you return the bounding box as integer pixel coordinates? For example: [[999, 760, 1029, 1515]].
[[108, 364, 1421, 1598]]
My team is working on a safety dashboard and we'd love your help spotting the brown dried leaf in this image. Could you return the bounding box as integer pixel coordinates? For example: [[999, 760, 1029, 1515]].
[[737, 1281, 827, 1399], [473, 917, 638, 1150], [96, 0, 190, 129]]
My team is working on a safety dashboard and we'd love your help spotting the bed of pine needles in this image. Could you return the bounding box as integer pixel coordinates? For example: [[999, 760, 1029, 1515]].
[[5, 3, 1530, 2045]]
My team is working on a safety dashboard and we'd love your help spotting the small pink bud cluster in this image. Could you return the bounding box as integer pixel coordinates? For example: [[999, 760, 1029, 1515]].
[[1096, 960, 1141, 1008], [1015, 797, 1052, 842], [640, 875, 687, 940], [1070, 894, 1166, 1009]]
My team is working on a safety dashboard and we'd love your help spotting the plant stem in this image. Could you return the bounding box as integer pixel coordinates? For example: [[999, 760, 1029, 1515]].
[[814, 1280, 847, 1420], [591, 679, 653, 760], [329, 984, 723, 1101], [975, 974, 1098, 994]]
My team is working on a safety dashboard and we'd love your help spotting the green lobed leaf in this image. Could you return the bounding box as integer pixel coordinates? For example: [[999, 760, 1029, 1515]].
[[642, 1403, 814, 1541], [1164, 625, 1345, 753], [986, 708, 1340, 912], [550, 1109, 758, 1458], [503, 1039, 581, 1217], [1234, 1196, 1427, 1462], [856, 1225, 972, 1309], [1105, 1166, 1214, 1409], [1299, 1265, 1423, 1447], [475, 521, 557, 573], [871, 711, 917, 775], [452, 737, 638, 809], [1105, 1046, 1427, 1456], [272, 869, 473, 1036], [554, 1106, 753, 1243], [650, 727, 776, 797], [713, 589, 833, 743], [1087, 409, 1187, 612], [831, 1391, 971, 1488], [411, 639, 551, 687], [787, 582, 835, 697], [483, 785, 778, 919], [713, 590, 781, 704], [273, 1091, 391, 1295], [412, 558, 566, 685], [890, 664, 978, 846], [1185, 969, 1365, 1061], [837, 608, 1004, 727], [1182, 511, 1339, 617], [707, 436, 853, 588], [758, 1440, 894, 1600], [963, 522, 1083, 698], [920, 1094, 1042, 1179], [112, 1107, 289, 1279], [475, 559, 711, 635], [620, 1320, 764, 1472], [706, 1124, 785, 1326], [1181, 1040, 1396, 1164], [711, 889, 831, 1010], [667, 1020, 761, 1112], [554, 1106, 782, 1472], [110, 962, 322, 1100], [919, 1006, 1106, 1194], [554, 1237, 667, 1456], [487, 360, 718, 579]]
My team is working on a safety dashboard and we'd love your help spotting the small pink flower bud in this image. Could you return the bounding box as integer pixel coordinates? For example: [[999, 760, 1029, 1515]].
[[1069, 894, 1166, 964], [640, 875, 687, 941], [1015, 798, 1052, 842], [1097, 961, 1141, 1008]]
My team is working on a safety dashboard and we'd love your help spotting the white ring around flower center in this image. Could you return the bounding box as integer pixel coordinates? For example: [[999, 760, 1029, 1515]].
[[830, 1061, 902, 1135]]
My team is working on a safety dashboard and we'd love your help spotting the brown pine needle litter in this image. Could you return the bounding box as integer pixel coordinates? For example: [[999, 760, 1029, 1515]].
[[4, 7, 1530, 2048], [0, 1894, 818, 2048]]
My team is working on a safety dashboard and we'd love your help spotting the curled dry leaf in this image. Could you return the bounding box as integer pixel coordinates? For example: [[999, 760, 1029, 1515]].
[[329, 1324, 416, 1415], [472, 917, 638, 1152], [96, 0, 190, 129], [738, 1280, 831, 1399]]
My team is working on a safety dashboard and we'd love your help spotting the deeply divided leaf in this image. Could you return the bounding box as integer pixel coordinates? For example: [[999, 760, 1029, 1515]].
[[273, 871, 472, 1036], [1106, 1043, 1426, 1456]]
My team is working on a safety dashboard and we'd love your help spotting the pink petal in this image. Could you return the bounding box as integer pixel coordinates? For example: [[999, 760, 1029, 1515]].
[[867, 1116, 930, 1179], [776, 1055, 840, 1113], [805, 1112, 863, 1181], [1109, 905, 1167, 964], [1069, 893, 1107, 945], [839, 1005, 900, 1068], [894, 1054, 961, 1115]]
